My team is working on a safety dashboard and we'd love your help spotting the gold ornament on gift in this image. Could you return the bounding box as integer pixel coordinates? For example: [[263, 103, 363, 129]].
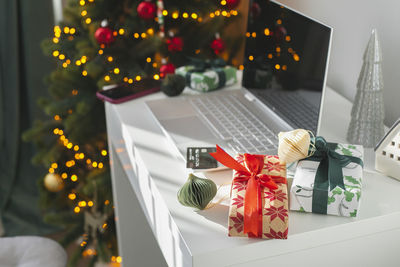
[[44, 173, 64, 192], [278, 129, 315, 164], [177, 173, 217, 210]]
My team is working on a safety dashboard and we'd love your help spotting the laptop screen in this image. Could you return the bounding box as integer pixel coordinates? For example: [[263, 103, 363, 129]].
[[242, 0, 332, 134]]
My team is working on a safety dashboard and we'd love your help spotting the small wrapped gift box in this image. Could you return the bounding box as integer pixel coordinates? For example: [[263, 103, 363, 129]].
[[175, 64, 237, 92], [210, 146, 289, 239], [289, 138, 364, 217]]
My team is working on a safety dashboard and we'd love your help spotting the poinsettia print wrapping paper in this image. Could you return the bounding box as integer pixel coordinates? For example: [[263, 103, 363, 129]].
[[228, 155, 289, 239]]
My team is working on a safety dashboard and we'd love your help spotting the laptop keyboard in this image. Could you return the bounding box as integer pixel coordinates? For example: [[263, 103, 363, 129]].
[[190, 95, 278, 154]]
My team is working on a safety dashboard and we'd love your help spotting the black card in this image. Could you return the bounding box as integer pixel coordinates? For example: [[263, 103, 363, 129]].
[[186, 147, 218, 169]]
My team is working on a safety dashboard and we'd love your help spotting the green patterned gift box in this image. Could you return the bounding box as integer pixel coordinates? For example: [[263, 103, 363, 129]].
[[175, 65, 237, 92], [290, 139, 364, 217]]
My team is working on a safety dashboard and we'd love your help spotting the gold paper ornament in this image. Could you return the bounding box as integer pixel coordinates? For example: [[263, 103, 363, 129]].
[[177, 173, 217, 210], [44, 173, 64, 192], [278, 129, 311, 164]]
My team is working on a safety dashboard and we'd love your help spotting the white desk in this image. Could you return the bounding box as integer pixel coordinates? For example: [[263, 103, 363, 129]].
[[105, 85, 400, 267]]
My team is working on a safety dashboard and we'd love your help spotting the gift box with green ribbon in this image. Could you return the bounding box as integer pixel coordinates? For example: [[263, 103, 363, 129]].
[[175, 59, 237, 92], [289, 137, 364, 217]]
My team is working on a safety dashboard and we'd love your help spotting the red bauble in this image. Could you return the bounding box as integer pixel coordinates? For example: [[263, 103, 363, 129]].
[[137, 1, 157, 20], [167, 37, 184, 52], [211, 38, 226, 55], [225, 0, 240, 9], [94, 26, 115, 45], [160, 63, 176, 78]]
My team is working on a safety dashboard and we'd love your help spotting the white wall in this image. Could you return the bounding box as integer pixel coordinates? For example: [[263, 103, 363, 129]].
[[278, 0, 400, 126]]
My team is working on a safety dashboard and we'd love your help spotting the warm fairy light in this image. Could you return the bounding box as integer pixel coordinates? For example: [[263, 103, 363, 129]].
[[123, 77, 128, 82], [70, 28, 76, 34], [54, 115, 61, 121], [293, 54, 300, 61], [276, 47, 281, 52], [71, 175, 78, 182], [182, 12, 188, 18], [104, 200, 110, 205], [104, 75, 111, 82], [79, 153, 85, 159], [152, 62, 157, 68], [162, 10, 168, 16], [54, 26, 61, 32], [111, 256, 116, 262], [146, 57, 151, 63], [141, 33, 147, 38], [215, 10, 221, 16], [116, 257, 122, 263], [275, 64, 281, 70], [98, 163, 104, 169], [113, 68, 120, 74], [102, 223, 107, 229], [118, 28, 125, 35], [53, 128, 59, 134], [79, 201, 87, 207], [98, 49, 104, 55], [88, 201, 94, 207], [153, 74, 160, 80], [79, 0, 85, 6], [85, 18, 91, 24], [221, 0, 227, 5], [62, 173, 68, 179], [268, 53, 273, 59], [59, 130, 64, 135], [231, 10, 238, 16], [81, 10, 87, 16], [147, 28, 154, 35], [128, 78, 133, 84], [67, 143, 73, 149], [58, 54, 65, 60], [52, 51, 60, 57], [172, 12, 179, 19], [81, 56, 87, 63], [191, 13, 198, 19], [76, 60, 82, 66], [239, 65, 244, 70], [86, 159, 91, 164], [66, 59, 71, 64], [282, 65, 287, 70], [101, 150, 107, 156], [133, 33, 139, 38], [75, 153, 80, 160], [51, 163, 58, 168], [63, 27, 70, 34], [251, 32, 256, 38], [82, 70, 88, 76], [135, 75, 141, 81], [107, 56, 113, 62], [74, 145, 79, 151], [277, 19, 282, 24], [68, 193, 76, 200], [72, 89, 78, 95], [264, 28, 270, 36], [92, 162, 98, 168], [74, 207, 81, 213], [48, 168, 55, 173], [248, 55, 254, 61], [80, 241, 87, 247], [100, 44, 105, 49], [285, 35, 291, 42], [53, 38, 59, 43], [210, 13, 215, 18], [246, 32, 250, 37], [221, 11, 228, 16]]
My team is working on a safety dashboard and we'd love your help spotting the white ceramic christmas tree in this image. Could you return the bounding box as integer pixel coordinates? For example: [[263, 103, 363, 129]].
[[347, 29, 385, 147]]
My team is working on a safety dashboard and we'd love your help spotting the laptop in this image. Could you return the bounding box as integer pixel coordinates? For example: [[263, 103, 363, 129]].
[[146, 0, 332, 163]]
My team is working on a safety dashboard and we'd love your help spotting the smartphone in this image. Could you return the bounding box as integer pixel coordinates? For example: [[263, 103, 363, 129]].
[[96, 78, 161, 104]]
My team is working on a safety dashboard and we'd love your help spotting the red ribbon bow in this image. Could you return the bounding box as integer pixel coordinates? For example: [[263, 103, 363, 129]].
[[210, 145, 286, 237]]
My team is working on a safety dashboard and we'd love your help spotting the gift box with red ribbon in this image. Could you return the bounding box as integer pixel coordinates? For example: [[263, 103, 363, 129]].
[[210, 146, 288, 239]]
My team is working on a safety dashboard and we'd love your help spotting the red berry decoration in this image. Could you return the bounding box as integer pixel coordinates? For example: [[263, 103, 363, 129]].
[[167, 37, 184, 52], [137, 1, 157, 20], [160, 63, 176, 78], [211, 38, 226, 55], [94, 26, 115, 45], [225, 0, 240, 10]]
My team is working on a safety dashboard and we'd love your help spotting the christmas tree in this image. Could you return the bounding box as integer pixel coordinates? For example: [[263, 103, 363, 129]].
[[23, 0, 242, 266]]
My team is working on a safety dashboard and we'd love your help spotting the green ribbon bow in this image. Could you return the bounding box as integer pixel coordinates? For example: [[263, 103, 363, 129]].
[[306, 137, 363, 214], [185, 58, 227, 89]]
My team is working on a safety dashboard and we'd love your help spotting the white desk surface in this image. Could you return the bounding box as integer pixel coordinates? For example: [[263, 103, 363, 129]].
[[106, 84, 400, 267]]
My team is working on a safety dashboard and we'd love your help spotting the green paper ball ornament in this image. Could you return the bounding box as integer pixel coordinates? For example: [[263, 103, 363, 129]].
[[177, 173, 217, 210], [161, 74, 186, 97]]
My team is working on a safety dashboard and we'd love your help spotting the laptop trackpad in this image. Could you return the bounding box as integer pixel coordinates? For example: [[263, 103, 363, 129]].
[[160, 116, 216, 145]]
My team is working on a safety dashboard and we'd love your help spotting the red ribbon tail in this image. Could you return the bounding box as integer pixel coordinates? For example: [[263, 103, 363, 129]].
[[243, 176, 260, 236], [210, 145, 249, 173]]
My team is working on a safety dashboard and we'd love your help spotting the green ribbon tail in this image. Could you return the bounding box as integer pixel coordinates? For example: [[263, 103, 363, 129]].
[[311, 158, 329, 214]]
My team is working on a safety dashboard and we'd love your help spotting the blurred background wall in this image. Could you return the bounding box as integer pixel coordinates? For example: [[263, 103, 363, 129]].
[[278, 0, 400, 126]]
